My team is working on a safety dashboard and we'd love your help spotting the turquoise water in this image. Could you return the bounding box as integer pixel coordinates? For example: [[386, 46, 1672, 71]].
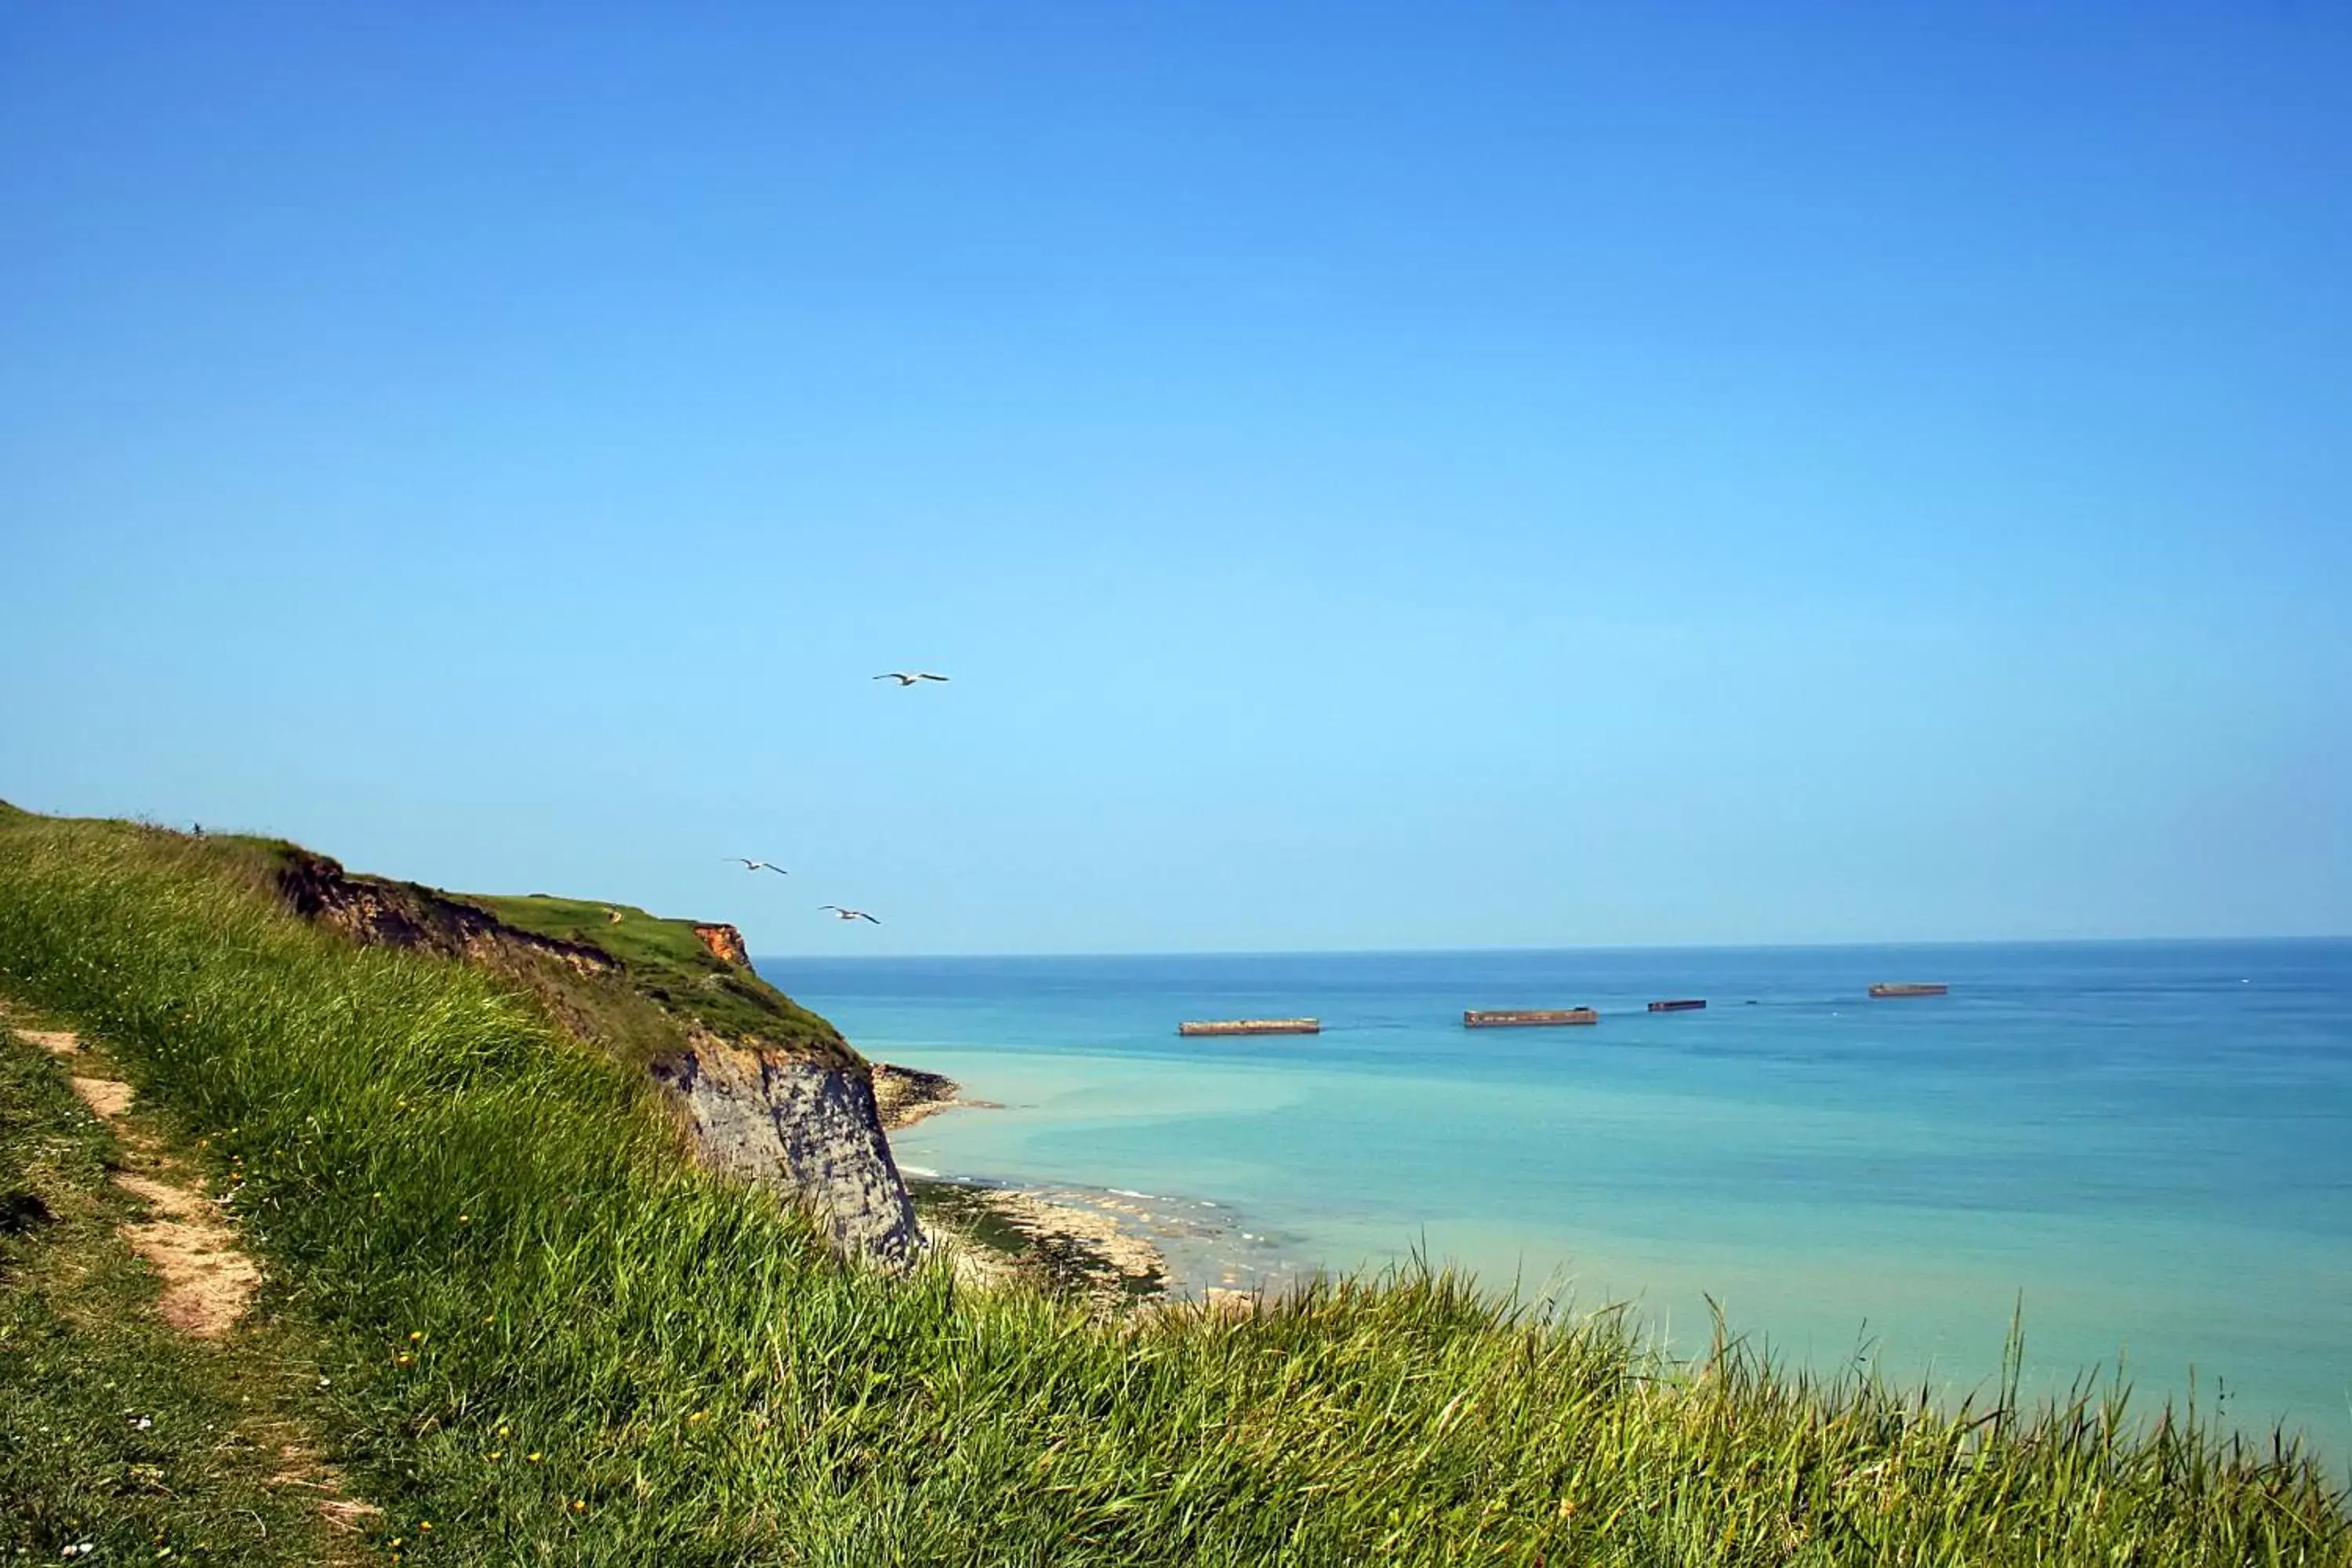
[[765, 942, 2352, 1457]]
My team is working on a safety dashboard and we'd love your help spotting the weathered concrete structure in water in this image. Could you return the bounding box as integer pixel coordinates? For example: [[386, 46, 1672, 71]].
[[1868, 982, 1949, 998], [1463, 1008, 1598, 1028], [1648, 999, 1707, 1013], [1178, 1018, 1320, 1036]]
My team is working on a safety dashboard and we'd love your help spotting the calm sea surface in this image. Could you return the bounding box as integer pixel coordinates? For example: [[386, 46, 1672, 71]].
[[764, 942, 2352, 1456]]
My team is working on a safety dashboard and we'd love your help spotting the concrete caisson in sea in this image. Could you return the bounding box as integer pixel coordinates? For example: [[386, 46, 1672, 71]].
[[1867, 982, 1949, 998], [1178, 1018, 1320, 1036], [1648, 998, 1707, 1013], [1463, 1008, 1598, 1028]]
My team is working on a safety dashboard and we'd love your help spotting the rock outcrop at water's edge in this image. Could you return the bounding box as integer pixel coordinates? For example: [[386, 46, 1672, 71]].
[[651, 1036, 922, 1262], [871, 1061, 976, 1131]]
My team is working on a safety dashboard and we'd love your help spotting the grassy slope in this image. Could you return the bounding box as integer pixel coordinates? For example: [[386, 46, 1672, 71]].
[[1, 806, 2347, 1565], [0, 1018, 343, 1564], [454, 893, 849, 1068]]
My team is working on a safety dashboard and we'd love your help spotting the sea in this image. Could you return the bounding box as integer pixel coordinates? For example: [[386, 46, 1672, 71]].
[[760, 941, 2352, 1460]]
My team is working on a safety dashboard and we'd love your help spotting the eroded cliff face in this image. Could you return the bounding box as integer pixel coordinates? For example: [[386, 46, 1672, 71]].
[[651, 1038, 921, 1263], [692, 924, 750, 965], [274, 851, 922, 1266], [278, 851, 619, 978]]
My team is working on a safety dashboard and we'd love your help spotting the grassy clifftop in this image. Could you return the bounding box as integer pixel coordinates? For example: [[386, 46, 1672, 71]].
[[2, 804, 2347, 1565], [132, 822, 857, 1073], [445, 892, 848, 1066]]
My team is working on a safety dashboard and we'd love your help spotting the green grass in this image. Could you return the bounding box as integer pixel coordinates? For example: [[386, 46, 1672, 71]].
[[459, 892, 848, 1063], [0, 1018, 346, 1564], [1, 806, 2347, 1564]]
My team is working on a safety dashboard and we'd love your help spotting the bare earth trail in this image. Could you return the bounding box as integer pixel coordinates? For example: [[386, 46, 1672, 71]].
[[13, 1022, 379, 1546], [23, 1027, 262, 1338]]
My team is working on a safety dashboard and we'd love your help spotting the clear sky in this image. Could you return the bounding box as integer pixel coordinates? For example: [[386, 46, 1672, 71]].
[[3, 2, 2347, 955]]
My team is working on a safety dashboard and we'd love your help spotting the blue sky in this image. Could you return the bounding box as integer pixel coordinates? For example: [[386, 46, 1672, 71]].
[[3, 2, 2346, 953]]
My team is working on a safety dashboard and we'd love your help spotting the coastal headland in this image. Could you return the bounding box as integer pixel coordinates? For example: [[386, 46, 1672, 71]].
[[4, 800, 2345, 1563]]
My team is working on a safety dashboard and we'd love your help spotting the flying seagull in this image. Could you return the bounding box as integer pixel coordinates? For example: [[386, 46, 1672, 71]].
[[728, 858, 789, 875], [821, 906, 882, 924], [873, 672, 949, 686]]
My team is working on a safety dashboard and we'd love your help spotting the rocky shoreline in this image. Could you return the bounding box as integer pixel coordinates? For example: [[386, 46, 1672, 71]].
[[869, 1061, 997, 1133], [869, 1063, 1172, 1305], [869, 1063, 1163, 1305], [873, 1061, 1290, 1309], [909, 1178, 1169, 1305]]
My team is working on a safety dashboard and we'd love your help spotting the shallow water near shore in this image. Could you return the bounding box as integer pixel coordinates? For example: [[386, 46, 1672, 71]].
[[768, 941, 2352, 1457]]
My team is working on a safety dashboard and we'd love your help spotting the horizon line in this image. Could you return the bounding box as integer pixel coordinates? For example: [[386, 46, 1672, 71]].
[[742, 933, 2352, 963]]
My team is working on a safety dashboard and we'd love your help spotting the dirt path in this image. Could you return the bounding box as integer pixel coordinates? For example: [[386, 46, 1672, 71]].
[[16, 1023, 380, 1554], [24, 1028, 260, 1336]]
